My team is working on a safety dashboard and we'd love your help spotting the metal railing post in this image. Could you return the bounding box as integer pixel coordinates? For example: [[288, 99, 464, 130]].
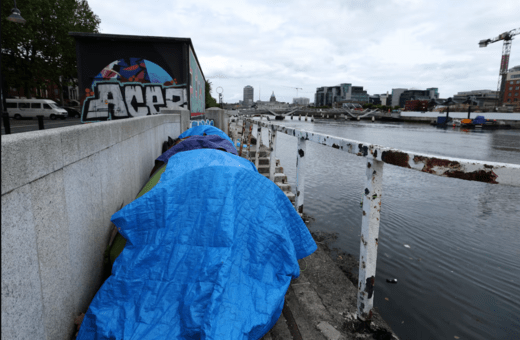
[[269, 125, 277, 180], [255, 124, 261, 169], [246, 121, 253, 160], [357, 158, 384, 321], [238, 119, 246, 156], [2, 113, 11, 134], [37, 115, 44, 130], [295, 135, 307, 214]]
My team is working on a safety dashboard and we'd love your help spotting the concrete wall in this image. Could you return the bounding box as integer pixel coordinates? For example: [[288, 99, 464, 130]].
[[1, 114, 183, 340], [205, 107, 231, 135]]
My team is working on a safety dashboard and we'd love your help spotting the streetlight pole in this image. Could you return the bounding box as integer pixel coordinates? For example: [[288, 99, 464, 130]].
[[2, 0, 26, 135]]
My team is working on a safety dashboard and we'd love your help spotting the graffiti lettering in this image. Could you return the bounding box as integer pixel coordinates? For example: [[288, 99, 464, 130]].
[[82, 81, 187, 121]]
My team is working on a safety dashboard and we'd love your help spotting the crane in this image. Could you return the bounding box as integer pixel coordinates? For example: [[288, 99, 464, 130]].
[[479, 27, 520, 107], [282, 86, 303, 97]]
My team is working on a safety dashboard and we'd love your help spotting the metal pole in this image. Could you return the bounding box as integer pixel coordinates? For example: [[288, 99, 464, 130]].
[[357, 158, 384, 321], [295, 135, 307, 214], [2, 114, 11, 134], [238, 119, 246, 156], [246, 120, 253, 160], [269, 125, 277, 181], [467, 105, 471, 120], [255, 124, 261, 170], [37, 115, 44, 130]]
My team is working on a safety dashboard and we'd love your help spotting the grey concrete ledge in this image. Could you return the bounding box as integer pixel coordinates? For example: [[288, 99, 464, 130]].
[[1, 114, 180, 195]]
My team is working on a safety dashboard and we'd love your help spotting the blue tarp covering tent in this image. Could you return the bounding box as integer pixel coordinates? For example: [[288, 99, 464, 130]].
[[472, 116, 486, 125], [179, 125, 235, 146], [78, 149, 316, 339], [157, 135, 237, 164]]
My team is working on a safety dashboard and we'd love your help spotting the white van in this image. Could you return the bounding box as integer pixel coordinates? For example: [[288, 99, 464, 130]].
[[6, 99, 68, 120]]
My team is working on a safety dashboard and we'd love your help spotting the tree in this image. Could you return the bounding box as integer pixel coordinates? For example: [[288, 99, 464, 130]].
[[1, 0, 100, 99], [205, 80, 219, 108]]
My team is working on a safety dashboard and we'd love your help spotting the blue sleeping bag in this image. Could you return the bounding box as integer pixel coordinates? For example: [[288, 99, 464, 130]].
[[179, 125, 234, 146], [157, 135, 238, 164], [77, 149, 316, 339]]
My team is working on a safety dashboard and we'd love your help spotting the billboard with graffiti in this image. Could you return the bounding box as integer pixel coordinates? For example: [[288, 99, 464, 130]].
[[82, 57, 187, 122], [189, 47, 205, 118]]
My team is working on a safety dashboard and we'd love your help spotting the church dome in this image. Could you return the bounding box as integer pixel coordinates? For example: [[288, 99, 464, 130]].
[[270, 91, 276, 102]]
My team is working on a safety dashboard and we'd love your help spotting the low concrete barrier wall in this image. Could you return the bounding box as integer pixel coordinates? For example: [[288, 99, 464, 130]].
[[205, 107, 231, 135], [1, 114, 182, 340]]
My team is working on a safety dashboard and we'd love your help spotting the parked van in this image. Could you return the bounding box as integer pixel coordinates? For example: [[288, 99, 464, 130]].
[[6, 99, 68, 120]]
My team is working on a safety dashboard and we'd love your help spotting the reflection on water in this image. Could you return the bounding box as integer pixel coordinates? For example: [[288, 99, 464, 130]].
[[268, 118, 520, 340]]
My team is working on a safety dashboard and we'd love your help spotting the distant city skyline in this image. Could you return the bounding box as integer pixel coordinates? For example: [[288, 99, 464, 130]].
[[87, 0, 520, 104]]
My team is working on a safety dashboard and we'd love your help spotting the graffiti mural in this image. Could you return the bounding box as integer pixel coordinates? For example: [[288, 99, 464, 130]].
[[82, 58, 187, 121], [189, 47, 205, 117]]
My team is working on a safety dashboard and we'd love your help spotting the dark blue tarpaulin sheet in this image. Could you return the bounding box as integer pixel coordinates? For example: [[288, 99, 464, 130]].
[[473, 116, 486, 124], [77, 149, 316, 339], [179, 125, 235, 146], [157, 135, 237, 164]]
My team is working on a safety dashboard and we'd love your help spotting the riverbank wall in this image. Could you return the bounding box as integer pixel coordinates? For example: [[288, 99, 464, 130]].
[[1, 113, 187, 340]]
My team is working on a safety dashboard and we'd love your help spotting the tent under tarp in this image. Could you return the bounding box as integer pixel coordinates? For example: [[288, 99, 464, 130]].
[[78, 148, 316, 340]]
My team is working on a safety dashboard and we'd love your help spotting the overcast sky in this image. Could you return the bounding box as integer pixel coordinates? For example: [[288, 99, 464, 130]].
[[87, 0, 519, 103]]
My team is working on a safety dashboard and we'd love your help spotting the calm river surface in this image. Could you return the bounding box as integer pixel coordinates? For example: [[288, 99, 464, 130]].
[[265, 118, 520, 340]]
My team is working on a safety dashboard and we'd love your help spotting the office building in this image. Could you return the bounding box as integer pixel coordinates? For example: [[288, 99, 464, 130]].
[[315, 83, 368, 107], [293, 97, 310, 105], [243, 85, 254, 107], [392, 87, 439, 108], [453, 90, 498, 109]]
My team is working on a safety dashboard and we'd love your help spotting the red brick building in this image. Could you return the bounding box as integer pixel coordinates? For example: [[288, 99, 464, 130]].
[[503, 65, 520, 109], [404, 99, 428, 111]]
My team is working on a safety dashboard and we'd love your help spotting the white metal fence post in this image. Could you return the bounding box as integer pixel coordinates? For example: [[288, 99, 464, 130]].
[[269, 125, 278, 180], [295, 135, 307, 214], [357, 158, 384, 321], [255, 124, 261, 169]]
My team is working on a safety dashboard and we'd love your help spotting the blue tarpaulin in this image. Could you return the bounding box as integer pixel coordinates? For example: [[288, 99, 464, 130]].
[[179, 125, 234, 146], [77, 149, 316, 339], [472, 116, 486, 125], [157, 135, 237, 164]]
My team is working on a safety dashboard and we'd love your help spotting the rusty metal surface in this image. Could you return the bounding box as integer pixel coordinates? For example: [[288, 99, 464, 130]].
[[246, 119, 520, 187]]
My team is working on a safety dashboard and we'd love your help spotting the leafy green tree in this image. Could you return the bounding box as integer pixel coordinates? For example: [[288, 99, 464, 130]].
[[1, 0, 100, 99], [205, 80, 219, 108]]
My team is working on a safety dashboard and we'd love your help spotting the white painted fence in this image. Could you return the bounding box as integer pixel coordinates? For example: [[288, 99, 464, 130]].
[[244, 117, 520, 321]]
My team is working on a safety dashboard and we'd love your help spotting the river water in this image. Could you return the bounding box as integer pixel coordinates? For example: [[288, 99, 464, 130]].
[[263, 117, 520, 340]]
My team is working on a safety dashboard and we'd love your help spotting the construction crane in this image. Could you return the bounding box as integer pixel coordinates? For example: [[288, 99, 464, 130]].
[[282, 86, 303, 97], [479, 27, 520, 107]]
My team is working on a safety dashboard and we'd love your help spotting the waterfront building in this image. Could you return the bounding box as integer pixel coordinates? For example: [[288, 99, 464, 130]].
[[255, 91, 290, 110], [315, 83, 368, 107], [390, 88, 407, 107], [243, 85, 254, 107], [453, 90, 498, 109], [369, 94, 382, 105], [404, 100, 429, 111], [379, 92, 390, 106], [395, 88, 439, 108], [293, 97, 310, 105], [504, 65, 520, 110]]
